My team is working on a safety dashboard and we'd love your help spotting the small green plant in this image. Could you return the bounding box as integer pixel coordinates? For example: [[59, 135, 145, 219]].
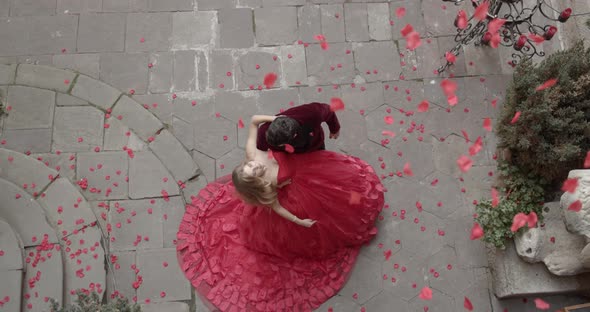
[[0, 88, 5, 117], [49, 291, 140, 312], [475, 162, 548, 249]]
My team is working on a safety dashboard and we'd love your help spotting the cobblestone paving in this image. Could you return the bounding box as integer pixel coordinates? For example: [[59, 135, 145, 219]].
[[0, 1, 590, 312]]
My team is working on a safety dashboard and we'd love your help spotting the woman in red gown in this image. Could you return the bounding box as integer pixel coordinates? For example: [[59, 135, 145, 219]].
[[176, 115, 384, 312]]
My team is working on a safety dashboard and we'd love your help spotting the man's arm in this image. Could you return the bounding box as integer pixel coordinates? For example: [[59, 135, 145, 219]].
[[246, 115, 275, 160], [309, 102, 340, 134]]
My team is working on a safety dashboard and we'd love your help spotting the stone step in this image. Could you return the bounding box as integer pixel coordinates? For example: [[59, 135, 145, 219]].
[[21, 245, 63, 312], [0, 218, 24, 271], [0, 270, 22, 312], [0, 148, 58, 198], [0, 178, 58, 247]]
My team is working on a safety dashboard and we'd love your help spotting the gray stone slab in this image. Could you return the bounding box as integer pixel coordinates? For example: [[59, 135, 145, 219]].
[[280, 45, 307, 86], [140, 302, 190, 312], [216, 147, 244, 177], [78, 13, 126, 53], [463, 44, 504, 76], [17, 55, 54, 66], [147, 0, 193, 11], [367, 3, 391, 41], [0, 128, 52, 153], [427, 246, 475, 297], [88, 201, 109, 241], [341, 82, 384, 113], [320, 4, 345, 42], [0, 17, 29, 56], [0, 149, 58, 198], [22, 245, 63, 311], [339, 254, 383, 304], [219, 8, 254, 49], [383, 80, 425, 111], [236, 51, 281, 91], [334, 110, 367, 152], [4, 85, 54, 130], [209, 50, 234, 90], [28, 15, 79, 55], [76, 151, 129, 200], [255, 7, 298, 46], [71, 74, 122, 110], [298, 85, 342, 104], [311, 0, 345, 3], [111, 95, 163, 141], [0, 219, 23, 270], [192, 116, 237, 159], [136, 248, 191, 302], [0, 178, 58, 246], [57, 93, 89, 107], [258, 88, 300, 115], [53, 53, 100, 79], [172, 12, 216, 49], [298, 4, 321, 43], [171, 94, 216, 123], [37, 177, 98, 236], [100, 53, 149, 95], [196, 50, 208, 92], [215, 91, 259, 124], [106, 251, 136, 302], [101, 0, 146, 12], [493, 240, 590, 298], [354, 41, 401, 82], [128, 151, 180, 199], [316, 295, 359, 312], [390, 1, 425, 40], [103, 116, 149, 152], [364, 290, 409, 311], [57, 0, 102, 14], [0, 0, 8, 16], [16, 64, 76, 93], [52, 106, 104, 152], [0, 64, 16, 84], [10, 0, 56, 16], [108, 198, 164, 251], [149, 129, 199, 182], [61, 225, 106, 305], [159, 195, 185, 247], [148, 52, 173, 94], [173, 51, 196, 92], [197, 0, 236, 10], [171, 117, 194, 150], [133, 94, 174, 125], [0, 270, 22, 312], [408, 287, 456, 312], [180, 174, 207, 203], [306, 42, 355, 85], [192, 151, 215, 182], [422, 0, 464, 36], [400, 210, 445, 259], [126, 13, 172, 52], [344, 3, 369, 42]]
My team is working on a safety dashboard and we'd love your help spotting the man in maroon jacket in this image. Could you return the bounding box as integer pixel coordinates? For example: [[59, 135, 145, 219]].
[[256, 102, 341, 153]]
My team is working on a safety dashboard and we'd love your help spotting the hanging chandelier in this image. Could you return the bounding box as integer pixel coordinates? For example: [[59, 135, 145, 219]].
[[438, 0, 574, 73]]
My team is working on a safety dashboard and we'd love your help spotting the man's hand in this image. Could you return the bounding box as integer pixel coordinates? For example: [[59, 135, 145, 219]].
[[329, 131, 340, 139]]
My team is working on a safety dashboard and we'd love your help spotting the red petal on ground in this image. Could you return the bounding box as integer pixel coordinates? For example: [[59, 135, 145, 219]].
[[568, 200, 582, 212], [483, 117, 492, 131], [534, 298, 550, 310], [263, 73, 277, 89], [400, 24, 414, 37], [406, 31, 422, 51], [419, 286, 433, 300], [396, 7, 406, 18], [470, 223, 484, 240], [417, 100, 429, 112], [457, 155, 473, 172], [464, 297, 474, 311]]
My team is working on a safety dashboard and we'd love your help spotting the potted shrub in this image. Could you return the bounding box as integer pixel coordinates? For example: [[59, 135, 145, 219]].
[[49, 291, 140, 312]]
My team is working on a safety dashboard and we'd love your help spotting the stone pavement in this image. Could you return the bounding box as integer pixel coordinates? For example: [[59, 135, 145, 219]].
[[0, 0, 590, 311]]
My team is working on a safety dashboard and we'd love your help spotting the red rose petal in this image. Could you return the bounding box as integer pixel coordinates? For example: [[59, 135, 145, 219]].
[[474, 1, 490, 21], [561, 178, 579, 193], [510, 212, 528, 232], [568, 200, 582, 212], [403, 162, 413, 176], [510, 111, 521, 124], [488, 18, 506, 33], [491, 188, 499, 208], [534, 298, 550, 310], [263, 73, 278, 89], [384, 115, 394, 125], [417, 100, 429, 112], [536, 78, 558, 91], [405, 31, 422, 51], [457, 155, 473, 172], [440, 79, 457, 96], [445, 51, 456, 64], [456, 10, 468, 29], [464, 297, 474, 311], [238, 118, 245, 129], [584, 151, 590, 168], [468, 136, 483, 156], [329, 97, 345, 112], [528, 33, 545, 44], [470, 223, 484, 240], [400, 24, 414, 37], [284, 144, 295, 153], [527, 211, 538, 228], [396, 7, 406, 18], [418, 286, 433, 300], [381, 130, 396, 138], [483, 117, 492, 131]]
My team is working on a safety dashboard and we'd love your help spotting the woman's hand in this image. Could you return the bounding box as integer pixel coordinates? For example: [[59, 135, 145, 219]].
[[277, 178, 292, 188], [297, 219, 317, 228]]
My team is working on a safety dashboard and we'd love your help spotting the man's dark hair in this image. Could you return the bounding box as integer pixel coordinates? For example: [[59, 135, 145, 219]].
[[266, 117, 300, 147]]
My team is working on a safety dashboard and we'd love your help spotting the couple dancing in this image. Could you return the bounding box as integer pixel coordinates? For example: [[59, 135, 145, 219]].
[[177, 102, 385, 311]]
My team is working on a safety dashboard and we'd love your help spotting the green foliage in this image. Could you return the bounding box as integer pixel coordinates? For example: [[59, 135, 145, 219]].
[[0, 88, 5, 117], [475, 162, 548, 249], [49, 291, 141, 312], [497, 41, 590, 190]]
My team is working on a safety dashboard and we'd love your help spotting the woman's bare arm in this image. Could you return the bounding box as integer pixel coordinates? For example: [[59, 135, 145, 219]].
[[271, 201, 316, 227], [245, 115, 277, 160]]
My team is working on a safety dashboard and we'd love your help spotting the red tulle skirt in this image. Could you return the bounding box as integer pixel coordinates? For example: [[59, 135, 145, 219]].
[[176, 151, 384, 311]]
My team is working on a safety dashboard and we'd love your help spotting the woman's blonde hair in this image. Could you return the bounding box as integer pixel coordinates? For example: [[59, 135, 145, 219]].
[[232, 160, 277, 207]]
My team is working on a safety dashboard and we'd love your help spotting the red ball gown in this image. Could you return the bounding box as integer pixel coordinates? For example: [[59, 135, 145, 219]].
[[176, 151, 384, 312]]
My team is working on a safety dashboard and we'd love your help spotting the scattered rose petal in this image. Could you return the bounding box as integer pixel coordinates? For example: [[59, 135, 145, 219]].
[[488, 18, 506, 33], [447, 94, 458, 106], [456, 10, 468, 29], [534, 298, 550, 310], [381, 130, 396, 138], [403, 162, 413, 176], [474, 1, 490, 21], [584, 151, 590, 168], [406, 31, 422, 51], [457, 155, 473, 172], [561, 178, 579, 193], [468, 136, 483, 156], [238, 118, 245, 129], [527, 211, 538, 228], [491, 188, 499, 208], [396, 7, 406, 18], [445, 52, 456, 64], [384, 116, 394, 125], [417, 100, 429, 112], [568, 200, 582, 212], [528, 33, 545, 44], [330, 97, 345, 112], [470, 223, 484, 240], [464, 297, 474, 311], [536, 78, 558, 91], [284, 144, 295, 153], [440, 79, 457, 96], [510, 212, 528, 232], [400, 24, 414, 37], [510, 111, 521, 124], [419, 286, 433, 300], [263, 73, 278, 89], [483, 117, 492, 131]]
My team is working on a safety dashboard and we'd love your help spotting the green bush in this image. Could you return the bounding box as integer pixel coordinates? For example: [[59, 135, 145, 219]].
[[497, 41, 590, 190], [475, 162, 548, 249], [49, 291, 140, 312]]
